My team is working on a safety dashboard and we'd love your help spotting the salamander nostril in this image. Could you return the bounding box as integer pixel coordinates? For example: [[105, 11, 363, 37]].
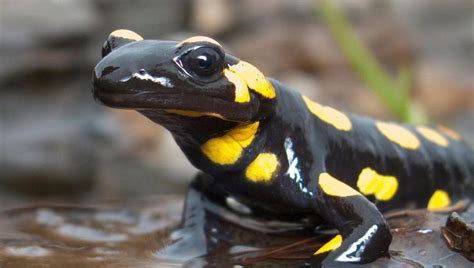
[[101, 40, 112, 58], [100, 66, 120, 77]]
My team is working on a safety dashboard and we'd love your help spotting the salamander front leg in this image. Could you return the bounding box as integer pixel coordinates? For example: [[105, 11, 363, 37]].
[[309, 173, 391, 266]]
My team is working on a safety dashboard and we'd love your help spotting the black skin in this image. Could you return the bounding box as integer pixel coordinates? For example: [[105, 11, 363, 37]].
[[93, 32, 474, 265]]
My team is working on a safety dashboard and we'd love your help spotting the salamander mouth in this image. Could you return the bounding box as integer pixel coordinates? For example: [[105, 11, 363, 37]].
[[93, 89, 258, 122]]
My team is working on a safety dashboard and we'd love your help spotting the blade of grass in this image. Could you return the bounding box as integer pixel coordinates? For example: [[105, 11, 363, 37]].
[[317, 0, 424, 123], [397, 65, 428, 123]]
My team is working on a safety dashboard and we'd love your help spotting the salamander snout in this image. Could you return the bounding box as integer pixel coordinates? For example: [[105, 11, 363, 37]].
[[92, 31, 272, 122]]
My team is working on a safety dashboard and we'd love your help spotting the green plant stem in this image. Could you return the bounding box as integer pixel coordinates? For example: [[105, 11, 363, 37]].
[[317, 0, 421, 122]]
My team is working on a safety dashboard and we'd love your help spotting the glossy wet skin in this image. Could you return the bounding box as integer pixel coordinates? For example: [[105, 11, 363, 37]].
[[92, 30, 474, 265], [93, 33, 267, 123]]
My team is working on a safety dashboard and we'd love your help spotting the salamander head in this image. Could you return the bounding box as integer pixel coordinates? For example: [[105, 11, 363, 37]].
[[93, 29, 276, 123]]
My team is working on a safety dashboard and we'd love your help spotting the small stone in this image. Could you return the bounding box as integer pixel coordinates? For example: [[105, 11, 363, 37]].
[[442, 212, 474, 261]]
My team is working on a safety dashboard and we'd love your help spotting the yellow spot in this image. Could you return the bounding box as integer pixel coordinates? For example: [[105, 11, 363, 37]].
[[427, 190, 451, 211], [319, 173, 361, 197], [416, 126, 449, 147], [228, 61, 276, 99], [437, 125, 462, 141], [224, 69, 250, 103], [166, 109, 225, 119], [110, 29, 143, 41], [357, 168, 398, 201], [314, 235, 343, 255], [245, 153, 279, 182], [376, 122, 420, 150], [178, 36, 222, 47], [201, 122, 259, 165], [302, 96, 352, 131]]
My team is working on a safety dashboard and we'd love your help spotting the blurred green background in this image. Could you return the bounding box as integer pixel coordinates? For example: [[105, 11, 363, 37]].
[[1, 0, 473, 206]]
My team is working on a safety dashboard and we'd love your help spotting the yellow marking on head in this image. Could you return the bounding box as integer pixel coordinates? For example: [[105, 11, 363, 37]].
[[319, 173, 361, 197], [437, 125, 462, 141], [110, 29, 143, 41], [224, 69, 250, 103], [302, 96, 352, 131], [357, 168, 398, 201], [228, 61, 276, 99], [314, 235, 343, 255], [201, 122, 259, 165], [166, 109, 226, 119], [245, 153, 279, 182], [375, 122, 420, 150], [178, 36, 222, 47], [427, 190, 451, 211], [416, 126, 449, 147]]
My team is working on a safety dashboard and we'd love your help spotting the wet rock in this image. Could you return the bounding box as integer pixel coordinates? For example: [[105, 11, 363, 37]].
[[0, 196, 183, 268], [0, 195, 472, 267], [442, 212, 474, 261], [5, 246, 50, 258]]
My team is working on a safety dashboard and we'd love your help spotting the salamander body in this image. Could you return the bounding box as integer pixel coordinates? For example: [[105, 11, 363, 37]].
[[92, 30, 474, 265]]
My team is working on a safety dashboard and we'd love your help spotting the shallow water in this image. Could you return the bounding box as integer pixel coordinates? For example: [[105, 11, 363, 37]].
[[0, 193, 472, 267], [0, 196, 182, 267]]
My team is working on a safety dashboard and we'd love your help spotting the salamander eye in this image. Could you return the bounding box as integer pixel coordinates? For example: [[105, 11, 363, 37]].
[[180, 47, 224, 81]]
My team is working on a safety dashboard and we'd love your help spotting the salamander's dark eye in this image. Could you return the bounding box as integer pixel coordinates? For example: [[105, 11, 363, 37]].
[[180, 47, 224, 81]]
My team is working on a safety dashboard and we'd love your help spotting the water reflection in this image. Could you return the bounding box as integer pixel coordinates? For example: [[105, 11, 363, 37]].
[[0, 190, 472, 267]]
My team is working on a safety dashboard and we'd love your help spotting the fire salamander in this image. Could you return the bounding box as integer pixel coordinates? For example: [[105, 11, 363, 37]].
[[93, 29, 474, 265]]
